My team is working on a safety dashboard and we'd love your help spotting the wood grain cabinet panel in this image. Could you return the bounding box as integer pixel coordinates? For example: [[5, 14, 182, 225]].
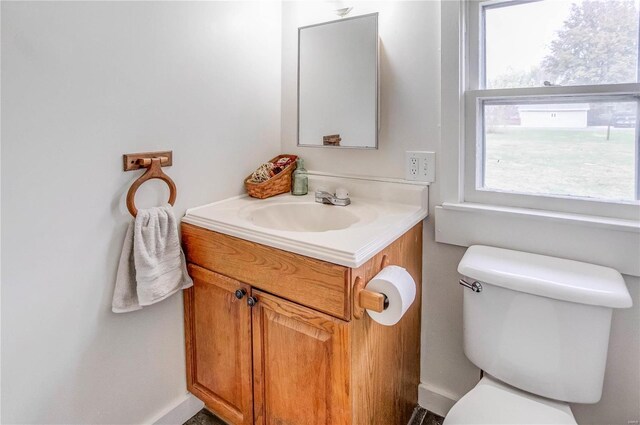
[[350, 223, 423, 425], [182, 223, 351, 320], [184, 264, 254, 425], [251, 290, 351, 425]]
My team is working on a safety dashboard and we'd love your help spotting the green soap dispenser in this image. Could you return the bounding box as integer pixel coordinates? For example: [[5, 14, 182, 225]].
[[292, 158, 308, 196]]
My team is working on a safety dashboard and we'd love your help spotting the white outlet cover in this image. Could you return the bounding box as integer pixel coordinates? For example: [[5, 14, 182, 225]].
[[405, 151, 435, 182]]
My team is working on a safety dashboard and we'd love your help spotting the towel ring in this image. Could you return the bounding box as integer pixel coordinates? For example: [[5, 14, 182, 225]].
[[126, 157, 177, 217]]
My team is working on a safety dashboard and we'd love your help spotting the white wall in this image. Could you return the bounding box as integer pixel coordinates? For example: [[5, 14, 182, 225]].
[[1, 2, 281, 423], [282, 2, 640, 424]]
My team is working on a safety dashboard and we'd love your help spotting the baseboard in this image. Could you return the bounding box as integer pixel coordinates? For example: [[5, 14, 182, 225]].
[[418, 382, 459, 418], [150, 393, 204, 425]]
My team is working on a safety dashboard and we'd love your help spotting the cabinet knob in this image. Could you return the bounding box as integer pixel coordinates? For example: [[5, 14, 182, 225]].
[[247, 296, 258, 307], [234, 289, 246, 300]]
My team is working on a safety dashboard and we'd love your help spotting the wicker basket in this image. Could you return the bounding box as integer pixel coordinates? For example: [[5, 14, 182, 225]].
[[245, 155, 298, 199]]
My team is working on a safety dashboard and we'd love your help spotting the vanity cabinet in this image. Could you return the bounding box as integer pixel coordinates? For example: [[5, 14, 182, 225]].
[[182, 221, 422, 425]]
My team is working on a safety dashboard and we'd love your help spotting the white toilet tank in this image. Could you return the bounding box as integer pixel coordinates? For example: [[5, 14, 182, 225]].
[[458, 246, 632, 404]]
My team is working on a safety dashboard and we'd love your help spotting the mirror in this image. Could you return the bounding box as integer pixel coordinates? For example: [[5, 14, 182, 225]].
[[298, 13, 378, 149]]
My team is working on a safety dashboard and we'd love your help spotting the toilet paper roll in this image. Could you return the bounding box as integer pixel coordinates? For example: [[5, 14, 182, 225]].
[[365, 265, 416, 326]]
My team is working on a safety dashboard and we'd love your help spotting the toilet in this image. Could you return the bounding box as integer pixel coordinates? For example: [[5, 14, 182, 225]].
[[444, 246, 633, 425]]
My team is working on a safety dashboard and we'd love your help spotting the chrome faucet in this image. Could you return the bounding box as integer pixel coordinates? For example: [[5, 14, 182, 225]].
[[315, 189, 350, 206]]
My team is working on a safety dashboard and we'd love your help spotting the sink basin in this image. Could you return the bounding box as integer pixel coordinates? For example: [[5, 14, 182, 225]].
[[247, 203, 360, 232], [183, 174, 428, 267]]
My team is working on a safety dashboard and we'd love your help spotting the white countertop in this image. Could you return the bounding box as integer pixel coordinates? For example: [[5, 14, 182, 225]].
[[182, 173, 429, 268]]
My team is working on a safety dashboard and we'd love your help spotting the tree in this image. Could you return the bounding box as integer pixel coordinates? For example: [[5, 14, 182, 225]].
[[542, 0, 639, 86], [488, 66, 546, 89]]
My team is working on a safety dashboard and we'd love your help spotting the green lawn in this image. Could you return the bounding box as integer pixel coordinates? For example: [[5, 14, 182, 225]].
[[484, 127, 637, 201]]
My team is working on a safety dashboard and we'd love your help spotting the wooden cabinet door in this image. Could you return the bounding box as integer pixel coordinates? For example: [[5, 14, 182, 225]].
[[251, 289, 351, 425], [184, 264, 253, 425]]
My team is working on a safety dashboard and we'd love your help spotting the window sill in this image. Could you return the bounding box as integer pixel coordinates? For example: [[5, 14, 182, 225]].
[[435, 202, 640, 277]]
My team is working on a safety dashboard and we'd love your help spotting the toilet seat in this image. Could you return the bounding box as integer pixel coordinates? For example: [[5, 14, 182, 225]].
[[443, 375, 577, 425]]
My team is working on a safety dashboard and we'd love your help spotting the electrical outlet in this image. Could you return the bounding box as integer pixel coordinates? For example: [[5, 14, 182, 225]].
[[408, 156, 419, 178], [405, 151, 435, 182]]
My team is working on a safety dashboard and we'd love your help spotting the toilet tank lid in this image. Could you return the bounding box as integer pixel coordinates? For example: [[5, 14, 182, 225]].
[[458, 246, 632, 308]]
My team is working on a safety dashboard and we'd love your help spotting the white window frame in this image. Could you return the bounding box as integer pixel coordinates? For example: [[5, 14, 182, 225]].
[[465, 0, 640, 220], [435, 0, 640, 277]]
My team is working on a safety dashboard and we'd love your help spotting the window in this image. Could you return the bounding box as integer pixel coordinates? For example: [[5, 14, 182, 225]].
[[466, 0, 640, 219]]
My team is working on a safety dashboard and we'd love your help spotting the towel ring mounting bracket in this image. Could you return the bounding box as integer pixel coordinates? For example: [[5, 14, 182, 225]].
[[123, 151, 176, 217]]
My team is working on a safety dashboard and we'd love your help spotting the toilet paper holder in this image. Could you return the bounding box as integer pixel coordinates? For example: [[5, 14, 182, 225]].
[[353, 255, 391, 319]]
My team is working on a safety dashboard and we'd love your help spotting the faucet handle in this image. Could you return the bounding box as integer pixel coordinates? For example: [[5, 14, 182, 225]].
[[335, 187, 349, 199]]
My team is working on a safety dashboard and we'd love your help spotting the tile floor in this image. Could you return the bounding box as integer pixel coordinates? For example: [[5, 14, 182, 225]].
[[184, 406, 444, 425], [408, 406, 445, 425], [183, 409, 227, 425]]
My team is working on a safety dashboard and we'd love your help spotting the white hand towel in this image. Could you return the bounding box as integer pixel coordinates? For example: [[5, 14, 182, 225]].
[[112, 222, 140, 313], [112, 205, 193, 313]]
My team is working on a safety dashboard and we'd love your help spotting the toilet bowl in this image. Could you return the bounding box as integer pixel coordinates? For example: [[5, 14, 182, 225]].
[[444, 246, 632, 424], [444, 375, 576, 425]]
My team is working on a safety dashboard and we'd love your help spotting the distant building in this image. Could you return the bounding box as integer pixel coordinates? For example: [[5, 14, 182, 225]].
[[518, 104, 590, 128]]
